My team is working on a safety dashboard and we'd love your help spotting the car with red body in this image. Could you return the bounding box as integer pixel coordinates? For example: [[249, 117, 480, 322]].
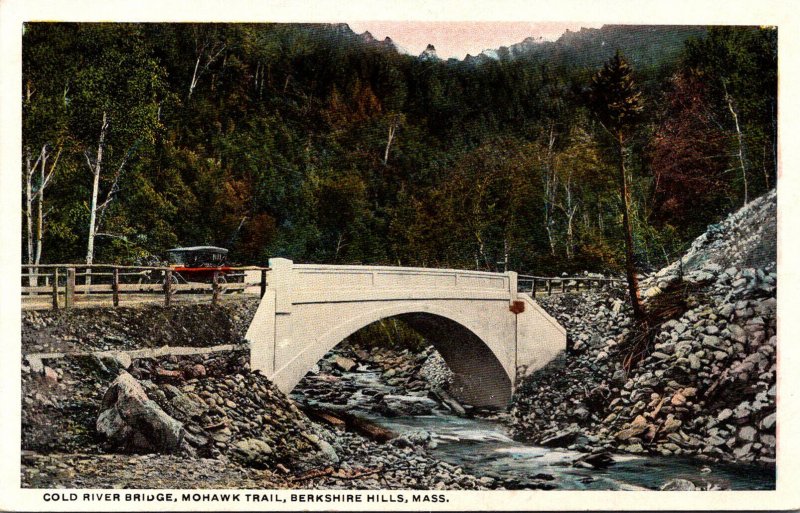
[[165, 246, 243, 283]]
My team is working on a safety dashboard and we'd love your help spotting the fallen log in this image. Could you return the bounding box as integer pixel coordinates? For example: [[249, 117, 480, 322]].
[[301, 405, 395, 442]]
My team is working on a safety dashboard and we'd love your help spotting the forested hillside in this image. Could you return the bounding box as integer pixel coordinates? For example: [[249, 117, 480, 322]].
[[21, 23, 776, 274]]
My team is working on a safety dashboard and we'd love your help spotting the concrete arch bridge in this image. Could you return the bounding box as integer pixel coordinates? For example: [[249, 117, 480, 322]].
[[246, 258, 565, 409]]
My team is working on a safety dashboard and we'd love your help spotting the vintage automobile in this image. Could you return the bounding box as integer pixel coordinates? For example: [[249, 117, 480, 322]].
[[165, 246, 244, 283], [137, 246, 244, 285]]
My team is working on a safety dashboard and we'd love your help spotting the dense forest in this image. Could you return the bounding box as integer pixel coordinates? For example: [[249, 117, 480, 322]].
[[21, 23, 777, 275]]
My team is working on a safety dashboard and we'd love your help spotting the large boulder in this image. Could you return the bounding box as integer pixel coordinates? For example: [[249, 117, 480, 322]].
[[232, 438, 273, 469], [660, 478, 697, 491], [96, 371, 184, 453], [390, 430, 436, 449], [333, 356, 357, 372]]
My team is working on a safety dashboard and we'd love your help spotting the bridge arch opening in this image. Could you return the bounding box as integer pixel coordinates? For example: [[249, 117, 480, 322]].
[[288, 310, 513, 409]]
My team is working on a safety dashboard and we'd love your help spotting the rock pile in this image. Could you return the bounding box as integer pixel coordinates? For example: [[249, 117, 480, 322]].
[[22, 348, 333, 471], [418, 350, 454, 391], [511, 189, 777, 467], [23, 344, 491, 489], [139, 370, 341, 471]]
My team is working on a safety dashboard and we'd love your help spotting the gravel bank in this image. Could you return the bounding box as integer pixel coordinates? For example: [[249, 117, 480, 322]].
[[510, 190, 777, 467], [22, 298, 259, 353]]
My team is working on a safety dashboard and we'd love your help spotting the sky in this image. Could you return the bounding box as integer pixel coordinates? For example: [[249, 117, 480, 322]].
[[347, 21, 603, 60]]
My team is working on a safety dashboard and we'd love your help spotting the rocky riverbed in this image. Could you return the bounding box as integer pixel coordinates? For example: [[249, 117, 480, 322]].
[[291, 345, 773, 490]]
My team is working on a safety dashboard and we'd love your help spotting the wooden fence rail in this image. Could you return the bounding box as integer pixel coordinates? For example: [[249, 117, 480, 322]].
[[21, 264, 270, 309], [517, 274, 624, 297]]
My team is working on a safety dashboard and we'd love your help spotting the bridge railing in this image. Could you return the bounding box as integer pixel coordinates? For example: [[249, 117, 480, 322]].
[[21, 264, 270, 309], [292, 263, 511, 290], [517, 274, 625, 297]]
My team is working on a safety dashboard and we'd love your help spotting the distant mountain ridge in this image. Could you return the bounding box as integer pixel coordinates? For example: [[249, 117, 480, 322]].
[[336, 23, 707, 70]]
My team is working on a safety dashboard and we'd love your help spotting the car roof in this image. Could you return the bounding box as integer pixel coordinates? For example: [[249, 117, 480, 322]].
[[166, 246, 229, 254]]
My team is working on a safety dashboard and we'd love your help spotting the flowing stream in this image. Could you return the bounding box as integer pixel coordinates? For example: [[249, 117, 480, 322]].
[[292, 368, 775, 491]]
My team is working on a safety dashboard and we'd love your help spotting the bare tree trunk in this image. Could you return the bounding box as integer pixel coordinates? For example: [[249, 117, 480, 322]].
[[618, 135, 644, 320], [86, 112, 108, 287], [725, 90, 748, 206], [383, 114, 402, 166], [25, 149, 36, 287], [189, 35, 226, 100], [24, 145, 59, 288], [475, 234, 490, 271], [35, 146, 59, 270], [31, 150, 49, 286], [565, 212, 576, 260], [562, 176, 578, 260], [334, 232, 346, 262], [502, 239, 509, 273], [542, 124, 558, 256], [189, 54, 202, 98]]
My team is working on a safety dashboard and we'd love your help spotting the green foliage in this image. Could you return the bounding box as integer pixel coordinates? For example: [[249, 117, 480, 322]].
[[21, 23, 776, 281], [343, 318, 427, 353]]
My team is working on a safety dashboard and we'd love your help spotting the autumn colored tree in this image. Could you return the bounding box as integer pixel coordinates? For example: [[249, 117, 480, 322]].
[[588, 50, 645, 319], [650, 70, 730, 234]]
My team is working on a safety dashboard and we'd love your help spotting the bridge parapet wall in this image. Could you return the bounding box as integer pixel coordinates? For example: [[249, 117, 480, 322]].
[[273, 260, 518, 304], [294, 263, 513, 291]]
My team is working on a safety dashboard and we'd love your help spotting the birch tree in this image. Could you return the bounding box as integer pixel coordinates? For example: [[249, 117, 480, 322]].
[[24, 144, 60, 286], [383, 113, 405, 166], [188, 25, 227, 99], [67, 24, 167, 275], [540, 123, 559, 256]]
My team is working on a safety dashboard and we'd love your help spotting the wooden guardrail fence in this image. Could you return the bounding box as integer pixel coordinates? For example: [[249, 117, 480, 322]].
[[21, 264, 270, 309], [517, 274, 624, 297]]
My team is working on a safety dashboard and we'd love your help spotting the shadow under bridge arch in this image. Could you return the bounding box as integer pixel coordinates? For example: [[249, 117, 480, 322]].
[[393, 312, 513, 409]]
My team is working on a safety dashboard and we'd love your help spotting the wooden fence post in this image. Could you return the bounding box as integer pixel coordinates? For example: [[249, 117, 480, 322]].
[[212, 271, 220, 305], [547, 279, 553, 296], [260, 269, 267, 298], [164, 270, 172, 307], [561, 279, 566, 293], [52, 268, 59, 310], [65, 268, 75, 309], [531, 278, 536, 297], [112, 267, 120, 307]]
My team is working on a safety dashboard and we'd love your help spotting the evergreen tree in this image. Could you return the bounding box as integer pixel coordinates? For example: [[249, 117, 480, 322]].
[[587, 50, 645, 319]]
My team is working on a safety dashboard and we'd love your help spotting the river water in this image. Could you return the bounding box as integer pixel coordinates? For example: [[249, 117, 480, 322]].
[[292, 369, 775, 491]]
